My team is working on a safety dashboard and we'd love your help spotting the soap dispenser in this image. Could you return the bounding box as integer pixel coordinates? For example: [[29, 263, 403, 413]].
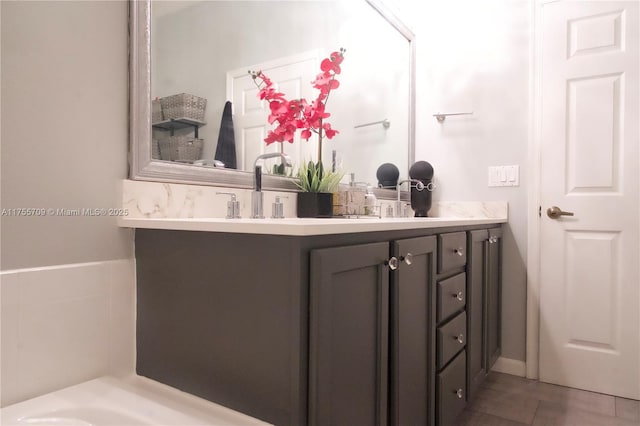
[[364, 185, 377, 216], [271, 196, 287, 219]]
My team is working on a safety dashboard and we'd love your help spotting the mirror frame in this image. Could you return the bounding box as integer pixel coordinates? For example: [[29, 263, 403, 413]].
[[129, 0, 415, 193]]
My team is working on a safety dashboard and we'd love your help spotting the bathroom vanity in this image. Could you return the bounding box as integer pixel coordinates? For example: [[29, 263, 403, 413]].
[[125, 216, 504, 426]]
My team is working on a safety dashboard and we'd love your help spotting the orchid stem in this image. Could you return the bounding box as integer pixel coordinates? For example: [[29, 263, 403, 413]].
[[317, 119, 323, 167]]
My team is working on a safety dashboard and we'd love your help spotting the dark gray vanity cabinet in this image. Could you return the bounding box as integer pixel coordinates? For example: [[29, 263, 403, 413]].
[[135, 224, 501, 426], [466, 228, 502, 401]]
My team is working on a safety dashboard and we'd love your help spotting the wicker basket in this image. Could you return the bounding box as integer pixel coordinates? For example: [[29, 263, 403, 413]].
[[158, 136, 203, 162], [160, 93, 207, 121], [151, 99, 163, 123]]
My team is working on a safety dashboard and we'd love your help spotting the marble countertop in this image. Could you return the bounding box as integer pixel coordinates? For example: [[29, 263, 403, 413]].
[[118, 216, 507, 236], [119, 180, 508, 236]]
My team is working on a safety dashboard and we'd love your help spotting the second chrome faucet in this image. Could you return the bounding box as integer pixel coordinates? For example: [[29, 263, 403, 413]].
[[252, 152, 293, 218], [393, 179, 424, 217]]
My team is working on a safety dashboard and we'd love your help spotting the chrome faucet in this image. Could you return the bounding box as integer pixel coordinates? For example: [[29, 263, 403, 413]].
[[395, 179, 424, 217], [251, 152, 292, 218], [349, 172, 368, 188]]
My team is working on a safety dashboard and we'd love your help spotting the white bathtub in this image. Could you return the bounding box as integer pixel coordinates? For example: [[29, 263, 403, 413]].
[[0, 376, 271, 426]]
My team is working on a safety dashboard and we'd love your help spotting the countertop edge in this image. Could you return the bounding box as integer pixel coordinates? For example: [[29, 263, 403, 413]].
[[118, 217, 508, 236]]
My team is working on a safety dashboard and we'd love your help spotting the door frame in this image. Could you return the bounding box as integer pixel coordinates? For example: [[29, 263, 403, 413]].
[[525, 0, 548, 381]]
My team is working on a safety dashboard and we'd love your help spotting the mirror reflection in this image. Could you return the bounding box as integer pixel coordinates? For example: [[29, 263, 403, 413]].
[[150, 0, 411, 187]]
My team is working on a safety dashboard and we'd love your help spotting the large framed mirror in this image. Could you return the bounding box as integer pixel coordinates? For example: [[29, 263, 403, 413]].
[[129, 0, 415, 193]]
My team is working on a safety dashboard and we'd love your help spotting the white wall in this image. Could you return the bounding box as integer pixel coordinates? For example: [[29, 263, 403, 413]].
[[0, 0, 135, 406], [1, 0, 133, 270], [396, 0, 530, 362]]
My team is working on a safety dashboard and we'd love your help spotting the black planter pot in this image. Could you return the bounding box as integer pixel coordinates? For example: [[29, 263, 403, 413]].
[[296, 192, 333, 218]]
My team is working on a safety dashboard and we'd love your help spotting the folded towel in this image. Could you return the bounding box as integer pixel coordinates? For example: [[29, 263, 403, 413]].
[[214, 101, 237, 169]]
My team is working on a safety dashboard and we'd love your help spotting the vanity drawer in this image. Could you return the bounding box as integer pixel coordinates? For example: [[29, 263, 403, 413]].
[[438, 232, 467, 273], [437, 311, 467, 369], [437, 273, 466, 322], [437, 350, 467, 426]]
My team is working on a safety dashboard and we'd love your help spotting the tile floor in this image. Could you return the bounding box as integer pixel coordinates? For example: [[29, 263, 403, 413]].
[[459, 372, 640, 425]]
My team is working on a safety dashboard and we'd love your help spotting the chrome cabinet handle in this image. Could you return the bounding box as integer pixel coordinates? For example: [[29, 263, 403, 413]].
[[453, 333, 464, 344], [402, 252, 413, 265], [547, 206, 574, 219], [386, 256, 399, 270], [455, 388, 463, 399], [489, 236, 498, 244], [452, 291, 463, 301], [453, 247, 464, 256]]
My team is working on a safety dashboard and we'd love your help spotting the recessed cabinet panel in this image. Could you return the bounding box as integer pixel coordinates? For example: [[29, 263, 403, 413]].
[[437, 273, 466, 322], [466, 229, 489, 401], [135, 230, 305, 426], [487, 228, 502, 369], [566, 230, 619, 348], [390, 236, 436, 426], [438, 232, 467, 273], [567, 73, 621, 193], [309, 242, 389, 426], [568, 11, 623, 57], [437, 311, 467, 369], [437, 350, 467, 426]]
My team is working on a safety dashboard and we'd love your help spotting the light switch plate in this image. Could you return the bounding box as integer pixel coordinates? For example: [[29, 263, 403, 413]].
[[488, 165, 519, 187]]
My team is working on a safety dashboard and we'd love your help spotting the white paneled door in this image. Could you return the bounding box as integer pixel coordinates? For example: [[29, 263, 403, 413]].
[[539, 1, 639, 399], [227, 52, 318, 171]]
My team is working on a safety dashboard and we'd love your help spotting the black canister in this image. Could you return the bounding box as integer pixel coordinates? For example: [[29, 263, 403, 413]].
[[376, 163, 400, 188], [409, 161, 434, 217]]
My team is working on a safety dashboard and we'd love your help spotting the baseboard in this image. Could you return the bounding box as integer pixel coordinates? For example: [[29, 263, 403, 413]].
[[490, 356, 526, 377]]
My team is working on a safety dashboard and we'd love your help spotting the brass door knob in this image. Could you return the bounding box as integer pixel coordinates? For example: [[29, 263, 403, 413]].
[[547, 206, 574, 219]]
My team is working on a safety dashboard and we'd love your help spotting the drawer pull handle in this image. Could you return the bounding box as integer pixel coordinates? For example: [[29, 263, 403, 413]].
[[452, 291, 463, 301], [385, 256, 399, 270], [454, 247, 464, 256], [401, 252, 413, 266], [454, 388, 463, 399], [453, 333, 464, 344]]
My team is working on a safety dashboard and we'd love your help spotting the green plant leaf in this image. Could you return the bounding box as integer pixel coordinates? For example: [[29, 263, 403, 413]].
[[296, 160, 344, 193]]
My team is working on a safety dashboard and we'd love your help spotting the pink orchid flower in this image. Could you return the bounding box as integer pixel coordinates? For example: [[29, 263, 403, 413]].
[[249, 47, 345, 164]]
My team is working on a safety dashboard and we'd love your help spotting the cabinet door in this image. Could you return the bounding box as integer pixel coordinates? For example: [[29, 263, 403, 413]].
[[390, 236, 436, 426], [486, 228, 502, 369], [309, 242, 390, 426], [466, 230, 489, 400]]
